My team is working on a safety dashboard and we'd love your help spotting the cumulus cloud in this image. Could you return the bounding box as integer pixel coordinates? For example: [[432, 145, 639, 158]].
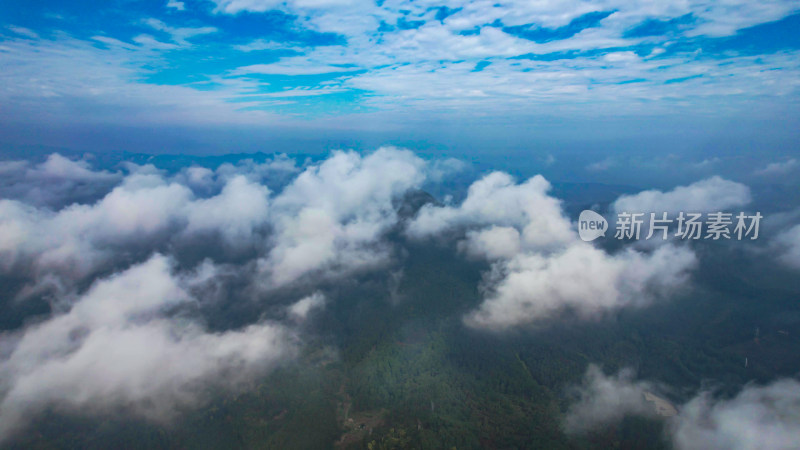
[[174, 153, 299, 195], [408, 172, 573, 250], [563, 364, 660, 434], [565, 366, 800, 450], [613, 176, 751, 215], [260, 147, 426, 286], [459, 226, 522, 260], [27, 154, 119, 182], [0, 148, 730, 443], [0, 255, 294, 442], [0, 148, 428, 298], [182, 175, 271, 245], [0, 148, 450, 442], [409, 171, 697, 329], [3, 151, 704, 332], [466, 243, 696, 328], [0, 172, 193, 284], [671, 379, 800, 450]]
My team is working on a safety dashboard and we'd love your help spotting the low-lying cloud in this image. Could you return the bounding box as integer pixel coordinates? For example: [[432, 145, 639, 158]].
[[671, 378, 800, 450], [408, 171, 697, 329], [563, 364, 659, 434], [260, 148, 426, 286], [564, 365, 800, 450], [0, 148, 428, 300], [0, 255, 294, 442]]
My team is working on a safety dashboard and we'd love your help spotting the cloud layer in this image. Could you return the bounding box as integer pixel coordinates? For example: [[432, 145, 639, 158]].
[[671, 379, 800, 450], [0, 255, 294, 441], [565, 365, 800, 450], [0, 149, 427, 299], [2, 149, 793, 444]]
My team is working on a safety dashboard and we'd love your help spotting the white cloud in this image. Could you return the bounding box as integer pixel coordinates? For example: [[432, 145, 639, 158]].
[[288, 292, 326, 321], [261, 147, 426, 286], [0, 150, 427, 297], [0, 255, 294, 442], [671, 379, 800, 450], [1, 152, 704, 330], [774, 224, 800, 269], [212, 0, 368, 14], [0, 148, 462, 442], [466, 243, 696, 328], [0, 160, 28, 174], [426, 157, 468, 182], [613, 176, 751, 214], [586, 157, 616, 172], [0, 173, 193, 281], [6, 26, 38, 39], [755, 159, 798, 176], [408, 172, 573, 250], [0, 35, 281, 126], [233, 39, 304, 52], [603, 51, 639, 63], [142, 18, 218, 46], [166, 0, 185, 10], [233, 60, 357, 76], [211, 0, 799, 40], [183, 175, 271, 245], [409, 171, 697, 330], [0, 154, 122, 208], [4, 0, 800, 125], [692, 157, 721, 169], [131, 34, 179, 50], [564, 364, 659, 434], [565, 366, 800, 450], [459, 226, 521, 260], [211, 154, 300, 188], [27, 153, 120, 182]]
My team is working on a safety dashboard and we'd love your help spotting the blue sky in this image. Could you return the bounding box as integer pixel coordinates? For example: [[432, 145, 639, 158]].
[[0, 0, 799, 159]]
